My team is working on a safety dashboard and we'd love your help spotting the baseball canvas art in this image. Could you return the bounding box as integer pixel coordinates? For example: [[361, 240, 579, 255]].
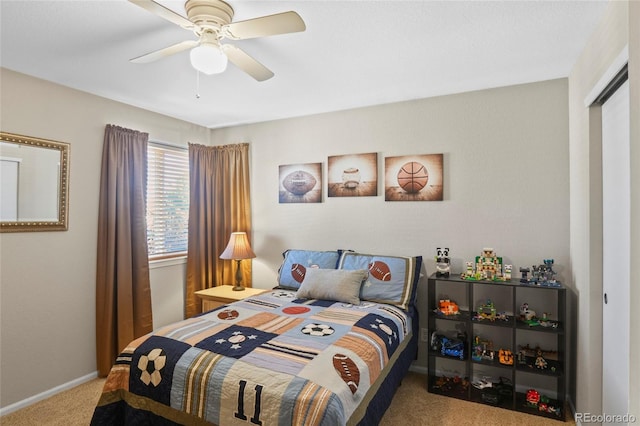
[[384, 154, 443, 201], [327, 152, 378, 197], [279, 162, 322, 203]]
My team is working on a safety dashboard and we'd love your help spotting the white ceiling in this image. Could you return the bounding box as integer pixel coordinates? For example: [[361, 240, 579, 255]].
[[1, 0, 608, 129]]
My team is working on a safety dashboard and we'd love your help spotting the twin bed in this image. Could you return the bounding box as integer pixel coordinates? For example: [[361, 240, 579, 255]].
[[91, 250, 423, 425]]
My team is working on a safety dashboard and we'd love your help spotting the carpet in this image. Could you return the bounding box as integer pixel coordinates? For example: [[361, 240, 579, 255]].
[[0, 372, 572, 425]]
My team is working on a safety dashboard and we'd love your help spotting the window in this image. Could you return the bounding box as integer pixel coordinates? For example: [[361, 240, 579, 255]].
[[146, 142, 189, 258]]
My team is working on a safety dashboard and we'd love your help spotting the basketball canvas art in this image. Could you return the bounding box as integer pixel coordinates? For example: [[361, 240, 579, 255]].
[[279, 163, 322, 203], [384, 154, 443, 201]]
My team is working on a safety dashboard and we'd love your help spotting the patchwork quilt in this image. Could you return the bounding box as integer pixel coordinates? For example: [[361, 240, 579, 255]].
[[91, 289, 414, 426]]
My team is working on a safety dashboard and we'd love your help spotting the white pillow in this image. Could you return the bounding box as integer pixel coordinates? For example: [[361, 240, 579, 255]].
[[296, 268, 368, 305]]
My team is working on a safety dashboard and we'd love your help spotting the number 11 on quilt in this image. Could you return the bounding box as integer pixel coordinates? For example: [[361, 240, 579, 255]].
[[235, 380, 264, 425]]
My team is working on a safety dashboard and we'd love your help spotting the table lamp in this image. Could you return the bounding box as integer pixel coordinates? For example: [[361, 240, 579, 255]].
[[219, 232, 256, 291]]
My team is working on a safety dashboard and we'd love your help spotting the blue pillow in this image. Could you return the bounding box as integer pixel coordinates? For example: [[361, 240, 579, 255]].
[[338, 252, 422, 311], [277, 249, 341, 290]]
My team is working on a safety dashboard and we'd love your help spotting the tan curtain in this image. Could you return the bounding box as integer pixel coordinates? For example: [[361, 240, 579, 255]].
[[185, 143, 252, 318], [95, 125, 153, 377]]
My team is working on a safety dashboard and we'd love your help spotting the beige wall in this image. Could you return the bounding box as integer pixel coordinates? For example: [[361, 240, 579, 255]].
[[1, 68, 573, 410], [212, 78, 571, 374], [0, 68, 210, 408], [568, 0, 638, 419]]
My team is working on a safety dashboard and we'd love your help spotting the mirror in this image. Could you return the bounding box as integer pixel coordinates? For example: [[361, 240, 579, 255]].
[[0, 132, 69, 232]]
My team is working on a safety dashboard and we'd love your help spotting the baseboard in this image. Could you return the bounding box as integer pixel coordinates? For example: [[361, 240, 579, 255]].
[[568, 396, 578, 425], [0, 371, 98, 416], [409, 364, 428, 375]]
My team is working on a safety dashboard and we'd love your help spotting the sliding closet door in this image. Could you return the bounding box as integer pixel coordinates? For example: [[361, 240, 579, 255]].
[[601, 79, 630, 420]]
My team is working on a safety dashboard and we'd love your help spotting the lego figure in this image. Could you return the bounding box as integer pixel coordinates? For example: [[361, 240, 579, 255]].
[[535, 349, 548, 369], [520, 303, 536, 321], [438, 299, 459, 315], [476, 248, 503, 280], [435, 247, 451, 278], [504, 264, 512, 280]]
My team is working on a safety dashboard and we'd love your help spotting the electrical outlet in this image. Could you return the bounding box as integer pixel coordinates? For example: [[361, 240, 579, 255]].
[[421, 328, 429, 342]]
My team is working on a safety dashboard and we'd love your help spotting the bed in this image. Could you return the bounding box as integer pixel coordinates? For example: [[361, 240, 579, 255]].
[[91, 250, 422, 425]]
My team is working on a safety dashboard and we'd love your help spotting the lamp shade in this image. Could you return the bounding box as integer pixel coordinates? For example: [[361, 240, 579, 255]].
[[219, 232, 256, 260], [190, 43, 228, 75]]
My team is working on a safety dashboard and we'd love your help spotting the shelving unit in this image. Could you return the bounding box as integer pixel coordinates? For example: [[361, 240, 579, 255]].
[[427, 273, 566, 421]]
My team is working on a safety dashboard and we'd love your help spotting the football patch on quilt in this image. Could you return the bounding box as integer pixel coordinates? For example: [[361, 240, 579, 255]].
[[129, 335, 191, 405], [195, 325, 277, 358], [332, 354, 360, 394]]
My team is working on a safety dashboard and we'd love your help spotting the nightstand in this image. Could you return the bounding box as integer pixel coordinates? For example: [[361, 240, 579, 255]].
[[195, 285, 267, 312]]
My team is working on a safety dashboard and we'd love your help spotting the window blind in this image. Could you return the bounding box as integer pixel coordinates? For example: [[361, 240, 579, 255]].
[[146, 143, 189, 258]]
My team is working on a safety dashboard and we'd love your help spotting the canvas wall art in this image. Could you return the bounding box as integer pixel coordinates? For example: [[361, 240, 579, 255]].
[[327, 152, 378, 197], [384, 154, 443, 201], [279, 162, 322, 203]]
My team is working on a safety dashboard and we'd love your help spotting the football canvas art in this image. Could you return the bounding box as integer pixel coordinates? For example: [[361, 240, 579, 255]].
[[279, 163, 322, 203], [384, 154, 443, 201]]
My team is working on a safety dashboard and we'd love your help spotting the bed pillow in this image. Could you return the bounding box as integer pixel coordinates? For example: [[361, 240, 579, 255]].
[[277, 249, 341, 290], [296, 268, 368, 305], [338, 252, 422, 311]]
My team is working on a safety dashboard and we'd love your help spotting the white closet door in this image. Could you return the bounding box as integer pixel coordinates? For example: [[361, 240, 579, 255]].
[[601, 79, 630, 421]]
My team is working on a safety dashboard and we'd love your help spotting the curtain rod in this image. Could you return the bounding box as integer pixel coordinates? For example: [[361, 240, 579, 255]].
[[149, 139, 188, 150]]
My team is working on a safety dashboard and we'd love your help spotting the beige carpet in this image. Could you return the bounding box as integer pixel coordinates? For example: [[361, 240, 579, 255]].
[[1, 372, 573, 425]]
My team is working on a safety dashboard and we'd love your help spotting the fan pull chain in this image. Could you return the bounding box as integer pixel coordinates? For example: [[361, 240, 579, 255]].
[[195, 70, 201, 99]]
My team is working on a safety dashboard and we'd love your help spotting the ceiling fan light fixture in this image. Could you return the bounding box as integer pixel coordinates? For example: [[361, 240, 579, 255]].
[[190, 43, 227, 75]]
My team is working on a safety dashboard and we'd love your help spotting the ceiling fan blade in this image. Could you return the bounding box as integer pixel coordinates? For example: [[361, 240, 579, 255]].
[[222, 44, 274, 81], [128, 0, 195, 30], [223, 11, 305, 40], [130, 40, 197, 63]]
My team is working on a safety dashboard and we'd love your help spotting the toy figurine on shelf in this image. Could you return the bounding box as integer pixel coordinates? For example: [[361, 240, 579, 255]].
[[499, 349, 514, 365], [520, 303, 536, 321], [476, 248, 503, 280], [474, 299, 497, 321], [435, 247, 451, 278], [521, 259, 562, 287], [460, 261, 475, 279], [535, 349, 548, 369], [526, 389, 541, 407], [472, 336, 494, 362], [461, 248, 507, 281], [504, 264, 512, 280], [438, 299, 460, 316]]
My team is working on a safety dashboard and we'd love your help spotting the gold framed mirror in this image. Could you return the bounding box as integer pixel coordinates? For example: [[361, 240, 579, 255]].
[[0, 132, 70, 232]]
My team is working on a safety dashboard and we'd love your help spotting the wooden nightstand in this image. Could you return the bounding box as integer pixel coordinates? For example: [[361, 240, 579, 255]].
[[195, 285, 267, 312]]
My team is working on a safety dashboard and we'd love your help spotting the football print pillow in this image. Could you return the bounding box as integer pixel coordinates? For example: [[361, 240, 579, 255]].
[[276, 249, 341, 290], [338, 252, 422, 311]]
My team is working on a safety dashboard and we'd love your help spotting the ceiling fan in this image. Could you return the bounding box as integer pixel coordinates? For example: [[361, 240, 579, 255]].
[[128, 0, 306, 81]]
